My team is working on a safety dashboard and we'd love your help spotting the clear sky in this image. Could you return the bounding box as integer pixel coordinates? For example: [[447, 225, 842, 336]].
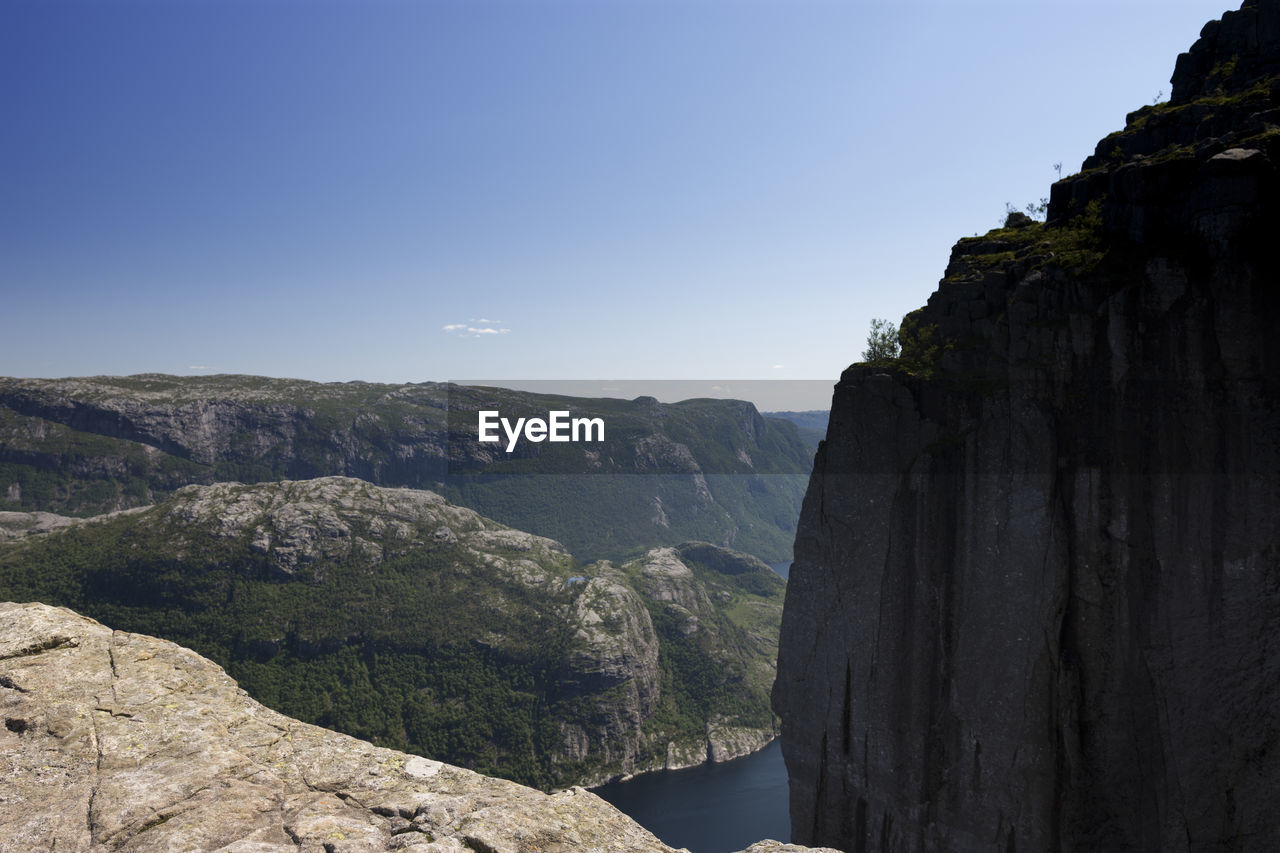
[[2, 0, 1237, 409]]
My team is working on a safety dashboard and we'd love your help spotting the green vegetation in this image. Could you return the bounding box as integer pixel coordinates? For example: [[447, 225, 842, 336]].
[[1090, 73, 1278, 173], [1005, 199, 1048, 223], [0, 502, 571, 788], [860, 318, 900, 365], [445, 473, 806, 565], [1207, 55, 1239, 94], [0, 482, 786, 790], [0, 409, 212, 515], [630, 546, 784, 747], [897, 309, 945, 378], [1041, 198, 1106, 271], [948, 196, 1106, 280]]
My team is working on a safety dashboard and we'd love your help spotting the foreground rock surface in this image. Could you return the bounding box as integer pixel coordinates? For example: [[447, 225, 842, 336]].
[[775, 3, 1280, 851], [0, 602, 832, 853]]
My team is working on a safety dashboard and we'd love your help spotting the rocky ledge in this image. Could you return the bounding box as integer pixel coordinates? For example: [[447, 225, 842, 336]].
[[0, 601, 832, 853]]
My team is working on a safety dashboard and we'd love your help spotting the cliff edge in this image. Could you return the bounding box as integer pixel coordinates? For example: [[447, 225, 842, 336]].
[[774, 2, 1280, 851]]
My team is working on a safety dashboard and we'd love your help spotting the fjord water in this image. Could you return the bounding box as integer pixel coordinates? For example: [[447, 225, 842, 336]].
[[591, 560, 794, 852], [593, 739, 790, 853]]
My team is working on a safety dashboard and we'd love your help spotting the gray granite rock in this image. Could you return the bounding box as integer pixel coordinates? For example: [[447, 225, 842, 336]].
[[0, 602, 834, 853]]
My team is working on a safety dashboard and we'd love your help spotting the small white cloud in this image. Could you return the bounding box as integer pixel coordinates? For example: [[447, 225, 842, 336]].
[[471, 317, 502, 324], [187, 365, 214, 371], [444, 323, 511, 338], [772, 364, 785, 369]]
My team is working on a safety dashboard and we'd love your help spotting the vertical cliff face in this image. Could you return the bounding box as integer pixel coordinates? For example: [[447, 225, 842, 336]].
[[774, 3, 1280, 851]]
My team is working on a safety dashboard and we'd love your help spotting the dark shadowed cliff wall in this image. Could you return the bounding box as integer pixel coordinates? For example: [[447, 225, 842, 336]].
[[774, 2, 1280, 850]]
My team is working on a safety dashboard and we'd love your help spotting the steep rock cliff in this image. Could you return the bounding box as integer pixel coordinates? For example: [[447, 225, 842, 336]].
[[774, 3, 1280, 851], [0, 601, 835, 853]]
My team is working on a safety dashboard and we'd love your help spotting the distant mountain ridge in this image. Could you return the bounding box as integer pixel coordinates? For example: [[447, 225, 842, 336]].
[[760, 409, 827, 452], [0, 374, 812, 562], [760, 410, 827, 434]]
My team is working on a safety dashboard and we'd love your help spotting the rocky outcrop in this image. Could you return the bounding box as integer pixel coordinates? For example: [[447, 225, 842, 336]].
[[556, 540, 788, 785], [635, 547, 720, 636], [706, 722, 776, 764], [157, 477, 573, 578], [774, 3, 1280, 851], [1170, 0, 1280, 104], [0, 478, 784, 791], [0, 510, 93, 541], [555, 568, 664, 776], [0, 601, 835, 853], [0, 508, 149, 542]]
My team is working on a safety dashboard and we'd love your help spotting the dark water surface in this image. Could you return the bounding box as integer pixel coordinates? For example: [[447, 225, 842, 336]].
[[590, 558, 794, 852], [593, 739, 790, 853]]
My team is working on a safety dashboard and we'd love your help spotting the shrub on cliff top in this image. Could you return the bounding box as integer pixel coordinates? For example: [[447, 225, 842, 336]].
[[861, 318, 900, 365]]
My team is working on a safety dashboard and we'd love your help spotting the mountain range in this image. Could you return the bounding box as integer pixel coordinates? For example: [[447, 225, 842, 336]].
[[0, 374, 812, 564]]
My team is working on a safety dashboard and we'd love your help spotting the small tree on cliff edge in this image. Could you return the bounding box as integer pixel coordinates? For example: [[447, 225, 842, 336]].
[[861, 318, 900, 365]]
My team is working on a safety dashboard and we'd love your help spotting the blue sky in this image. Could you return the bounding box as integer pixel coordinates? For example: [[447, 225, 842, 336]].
[[2, 0, 1236, 408]]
